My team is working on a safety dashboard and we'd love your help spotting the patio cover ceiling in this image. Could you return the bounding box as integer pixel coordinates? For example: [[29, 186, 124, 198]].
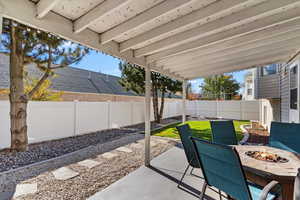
[[1, 0, 300, 80]]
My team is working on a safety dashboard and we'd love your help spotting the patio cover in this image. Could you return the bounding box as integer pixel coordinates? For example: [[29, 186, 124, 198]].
[[1, 0, 300, 80], [1, 0, 300, 165]]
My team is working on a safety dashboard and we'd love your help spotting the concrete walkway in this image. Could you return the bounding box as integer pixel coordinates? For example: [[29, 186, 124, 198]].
[[88, 146, 221, 200]]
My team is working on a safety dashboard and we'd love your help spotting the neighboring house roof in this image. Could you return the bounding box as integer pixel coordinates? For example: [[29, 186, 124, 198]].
[[0, 53, 137, 96]]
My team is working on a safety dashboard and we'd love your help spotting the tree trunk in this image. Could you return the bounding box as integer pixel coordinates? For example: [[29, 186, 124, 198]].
[[152, 84, 160, 123], [9, 22, 28, 152], [159, 90, 165, 122]]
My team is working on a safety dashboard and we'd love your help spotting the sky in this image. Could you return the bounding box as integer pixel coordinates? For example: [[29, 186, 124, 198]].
[[0, 34, 247, 94], [72, 51, 248, 94]]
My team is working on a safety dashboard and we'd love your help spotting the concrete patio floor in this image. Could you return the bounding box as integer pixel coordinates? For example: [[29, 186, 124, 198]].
[[88, 146, 223, 200]]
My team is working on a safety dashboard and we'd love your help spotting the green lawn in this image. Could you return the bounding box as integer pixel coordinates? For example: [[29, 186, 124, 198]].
[[153, 120, 250, 141]]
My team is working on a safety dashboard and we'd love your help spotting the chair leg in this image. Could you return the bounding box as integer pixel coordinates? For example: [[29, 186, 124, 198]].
[[190, 167, 194, 175], [199, 182, 207, 200], [177, 164, 190, 188], [218, 189, 222, 200]]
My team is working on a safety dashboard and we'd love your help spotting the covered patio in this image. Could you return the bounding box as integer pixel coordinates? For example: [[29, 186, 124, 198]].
[[87, 146, 216, 200], [1, 0, 300, 199], [87, 142, 300, 200]]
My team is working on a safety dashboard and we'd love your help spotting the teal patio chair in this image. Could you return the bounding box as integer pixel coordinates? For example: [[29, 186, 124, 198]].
[[269, 122, 300, 154], [210, 120, 238, 145], [191, 137, 281, 200], [176, 124, 202, 187], [295, 169, 300, 200]]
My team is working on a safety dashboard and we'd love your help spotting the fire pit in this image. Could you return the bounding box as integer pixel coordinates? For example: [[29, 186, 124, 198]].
[[245, 151, 289, 163]]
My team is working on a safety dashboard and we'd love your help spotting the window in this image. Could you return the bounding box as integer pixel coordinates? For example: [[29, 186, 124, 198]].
[[261, 64, 277, 76], [290, 88, 298, 110], [247, 88, 252, 95]]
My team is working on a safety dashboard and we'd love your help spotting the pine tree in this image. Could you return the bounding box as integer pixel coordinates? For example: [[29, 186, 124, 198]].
[[119, 62, 182, 123], [1, 19, 89, 151]]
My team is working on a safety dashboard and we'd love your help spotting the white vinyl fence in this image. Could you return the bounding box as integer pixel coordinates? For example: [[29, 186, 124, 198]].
[[0, 100, 261, 149], [187, 100, 261, 120]]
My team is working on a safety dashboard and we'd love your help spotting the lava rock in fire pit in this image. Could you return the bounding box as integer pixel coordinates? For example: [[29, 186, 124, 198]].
[[245, 151, 289, 163]]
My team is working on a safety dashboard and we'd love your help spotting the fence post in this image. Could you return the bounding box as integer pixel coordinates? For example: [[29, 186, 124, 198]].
[[73, 100, 79, 136], [130, 101, 134, 125], [107, 101, 111, 129], [216, 100, 218, 118]]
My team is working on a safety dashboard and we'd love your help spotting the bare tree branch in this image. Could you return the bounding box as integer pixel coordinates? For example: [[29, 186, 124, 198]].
[[27, 68, 51, 98], [27, 44, 53, 98]]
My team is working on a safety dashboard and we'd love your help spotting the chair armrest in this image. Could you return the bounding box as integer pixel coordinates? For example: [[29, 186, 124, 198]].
[[259, 181, 281, 200], [294, 168, 300, 200]]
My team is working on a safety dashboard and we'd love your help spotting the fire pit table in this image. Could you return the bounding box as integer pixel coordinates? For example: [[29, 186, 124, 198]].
[[234, 145, 300, 200]]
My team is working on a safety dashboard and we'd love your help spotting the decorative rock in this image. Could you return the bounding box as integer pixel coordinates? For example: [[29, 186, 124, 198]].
[[116, 147, 133, 153], [156, 139, 169, 144], [14, 183, 37, 198], [137, 139, 145, 143], [102, 152, 117, 159], [78, 159, 100, 169], [52, 167, 79, 180], [150, 141, 159, 146], [131, 143, 143, 149]]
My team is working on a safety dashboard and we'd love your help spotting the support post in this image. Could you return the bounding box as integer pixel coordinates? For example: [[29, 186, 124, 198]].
[[182, 80, 187, 123], [144, 65, 151, 166], [0, 2, 3, 34]]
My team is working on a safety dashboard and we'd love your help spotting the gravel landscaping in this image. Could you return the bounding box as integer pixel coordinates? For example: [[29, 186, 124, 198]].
[[14, 137, 177, 200], [0, 117, 180, 173]]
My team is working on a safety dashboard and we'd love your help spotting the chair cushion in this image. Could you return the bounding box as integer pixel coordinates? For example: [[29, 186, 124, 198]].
[[248, 182, 276, 200], [269, 141, 298, 154]]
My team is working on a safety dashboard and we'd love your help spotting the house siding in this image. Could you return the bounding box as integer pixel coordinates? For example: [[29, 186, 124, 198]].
[[280, 65, 290, 122], [256, 68, 280, 99]]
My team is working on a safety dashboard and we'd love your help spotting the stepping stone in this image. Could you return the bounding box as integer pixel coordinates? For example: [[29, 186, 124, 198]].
[[52, 167, 79, 180], [14, 183, 37, 198], [116, 146, 133, 153], [156, 139, 169, 144], [102, 152, 117, 159], [131, 143, 143, 149], [78, 159, 100, 169]]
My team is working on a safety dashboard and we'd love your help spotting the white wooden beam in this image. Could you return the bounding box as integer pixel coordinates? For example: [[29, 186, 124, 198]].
[[180, 50, 295, 78], [173, 46, 299, 74], [73, 0, 130, 34], [187, 55, 290, 79], [36, 0, 60, 19], [100, 0, 194, 44], [135, 0, 300, 57], [144, 65, 151, 166], [159, 25, 300, 67], [120, 0, 246, 52], [163, 32, 300, 70], [0, 0, 148, 70], [151, 65, 184, 81], [170, 44, 300, 74], [146, 14, 300, 63]]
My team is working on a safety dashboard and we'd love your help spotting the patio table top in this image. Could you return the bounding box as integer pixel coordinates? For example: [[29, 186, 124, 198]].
[[234, 145, 300, 180], [234, 145, 300, 200]]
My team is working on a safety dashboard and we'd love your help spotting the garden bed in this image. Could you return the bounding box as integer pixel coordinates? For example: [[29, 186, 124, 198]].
[[0, 117, 180, 173]]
